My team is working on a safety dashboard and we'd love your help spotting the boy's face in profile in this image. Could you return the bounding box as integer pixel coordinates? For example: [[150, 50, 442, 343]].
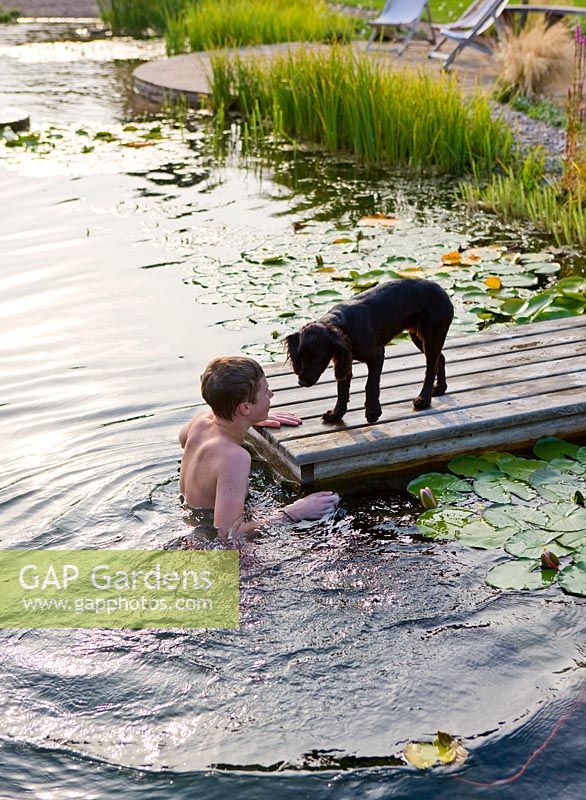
[[246, 373, 273, 423]]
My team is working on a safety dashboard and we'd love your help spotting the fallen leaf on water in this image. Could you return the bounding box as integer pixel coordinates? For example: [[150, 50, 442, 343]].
[[317, 266, 336, 272], [441, 250, 462, 265], [484, 275, 502, 289], [397, 267, 425, 278], [332, 237, 353, 244], [404, 731, 468, 770], [123, 141, 154, 148], [358, 213, 399, 227]]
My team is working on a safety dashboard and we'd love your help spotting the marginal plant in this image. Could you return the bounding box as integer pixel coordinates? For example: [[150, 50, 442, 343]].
[[495, 19, 573, 99], [172, 0, 358, 54], [209, 47, 512, 175], [98, 0, 187, 36], [564, 25, 586, 195]]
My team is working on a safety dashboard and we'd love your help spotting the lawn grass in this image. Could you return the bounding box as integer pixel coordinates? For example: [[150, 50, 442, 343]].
[[210, 46, 512, 175], [340, 0, 586, 23]]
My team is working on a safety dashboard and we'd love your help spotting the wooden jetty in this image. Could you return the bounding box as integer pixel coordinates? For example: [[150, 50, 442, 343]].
[[248, 316, 586, 485]]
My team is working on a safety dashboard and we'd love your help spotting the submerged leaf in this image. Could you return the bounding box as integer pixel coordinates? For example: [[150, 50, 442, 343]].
[[416, 507, 473, 540], [404, 732, 467, 770]]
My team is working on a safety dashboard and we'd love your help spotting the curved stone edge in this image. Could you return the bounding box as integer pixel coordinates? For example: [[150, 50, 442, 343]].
[[0, 109, 30, 132], [134, 75, 209, 108]]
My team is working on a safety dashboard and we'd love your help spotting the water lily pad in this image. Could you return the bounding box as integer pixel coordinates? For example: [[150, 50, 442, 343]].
[[448, 454, 496, 477], [528, 468, 585, 502], [503, 529, 566, 559], [518, 251, 554, 263], [486, 559, 557, 590], [407, 473, 472, 503], [416, 507, 473, 540], [404, 732, 467, 770], [458, 520, 516, 549], [495, 455, 546, 481], [483, 504, 548, 530], [473, 472, 535, 503], [542, 503, 586, 532], [548, 458, 584, 476], [533, 437, 580, 461], [556, 530, 586, 550], [558, 561, 586, 596]]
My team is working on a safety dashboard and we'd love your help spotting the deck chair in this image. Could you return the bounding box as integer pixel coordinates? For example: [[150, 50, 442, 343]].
[[428, 0, 509, 69], [367, 0, 435, 55]]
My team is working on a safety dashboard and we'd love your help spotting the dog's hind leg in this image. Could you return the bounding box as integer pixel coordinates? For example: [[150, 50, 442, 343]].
[[412, 325, 441, 411], [432, 352, 447, 396], [364, 348, 385, 423]]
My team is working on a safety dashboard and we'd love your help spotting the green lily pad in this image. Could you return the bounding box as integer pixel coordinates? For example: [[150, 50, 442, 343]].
[[518, 251, 554, 263], [548, 458, 584, 476], [503, 529, 566, 559], [558, 561, 586, 596], [556, 530, 586, 550], [458, 520, 516, 549], [473, 472, 535, 503], [542, 503, 586, 532], [512, 290, 555, 319], [533, 437, 580, 461], [528, 468, 585, 502], [495, 455, 547, 481], [448, 455, 496, 477], [483, 504, 548, 530], [486, 559, 557, 590], [407, 473, 472, 503], [416, 507, 473, 540]]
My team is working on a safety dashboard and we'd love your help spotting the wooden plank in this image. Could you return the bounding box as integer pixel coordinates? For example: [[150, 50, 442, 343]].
[[271, 355, 585, 426], [266, 324, 585, 393], [269, 341, 585, 411], [264, 316, 586, 380], [250, 318, 586, 485]]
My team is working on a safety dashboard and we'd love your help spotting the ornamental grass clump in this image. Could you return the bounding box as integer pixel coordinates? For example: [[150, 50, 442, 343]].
[[178, 0, 359, 54], [495, 19, 573, 100], [465, 26, 586, 249], [210, 47, 512, 175]]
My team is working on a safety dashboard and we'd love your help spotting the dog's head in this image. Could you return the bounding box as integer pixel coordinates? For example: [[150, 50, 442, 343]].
[[286, 322, 352, 387]]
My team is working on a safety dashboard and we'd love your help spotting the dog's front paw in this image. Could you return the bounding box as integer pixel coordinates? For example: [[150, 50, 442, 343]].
[[432, 383, 447, 397], [413, 395, 431, 411], [365, 404, 381, 424], [322, 409, 344, 424]]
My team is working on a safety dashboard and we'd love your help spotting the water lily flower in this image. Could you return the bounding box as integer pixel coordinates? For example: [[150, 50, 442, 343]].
[[419, 487, 437, 509], [541, 551, 560, 572]]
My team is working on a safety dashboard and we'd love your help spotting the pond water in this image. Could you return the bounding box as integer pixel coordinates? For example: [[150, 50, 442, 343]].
[[0, 20, 584, 799]]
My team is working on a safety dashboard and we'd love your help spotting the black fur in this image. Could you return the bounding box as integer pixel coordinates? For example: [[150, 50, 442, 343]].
[[285, 279, 454, 424]]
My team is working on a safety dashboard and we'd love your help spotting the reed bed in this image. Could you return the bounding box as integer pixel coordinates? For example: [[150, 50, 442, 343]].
[[461, 151, 586, 249], [209, 47, 513, 175], [179, 0, 358, 54], [97, 0, 186, 36]]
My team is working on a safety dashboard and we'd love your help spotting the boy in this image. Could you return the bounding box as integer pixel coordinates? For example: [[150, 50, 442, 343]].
[[179, 356, 339, 541]]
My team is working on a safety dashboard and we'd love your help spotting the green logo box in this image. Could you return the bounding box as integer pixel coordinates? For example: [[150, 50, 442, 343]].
[[0, 550, 239, 629]]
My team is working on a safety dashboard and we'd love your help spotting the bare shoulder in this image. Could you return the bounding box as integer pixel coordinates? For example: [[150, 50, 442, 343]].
[[218, 441, 251, 470]]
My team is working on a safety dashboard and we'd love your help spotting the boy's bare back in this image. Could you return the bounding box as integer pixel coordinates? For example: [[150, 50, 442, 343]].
[[179, 412, 250, 511]]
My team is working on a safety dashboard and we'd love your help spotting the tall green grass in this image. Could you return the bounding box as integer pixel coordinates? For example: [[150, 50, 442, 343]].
[[461, 150, 586, 249], [97, 0, 186, 36], [178, 0, 359, 54], [98, 0, 359, 49], [209, 47, 513, 175]]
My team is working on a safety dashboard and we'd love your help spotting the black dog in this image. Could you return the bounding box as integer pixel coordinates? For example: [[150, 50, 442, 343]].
[[286, 279, 454, 424]]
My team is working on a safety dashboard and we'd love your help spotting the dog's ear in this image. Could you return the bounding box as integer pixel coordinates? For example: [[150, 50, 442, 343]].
[[285, 332, 301, 374], [329, 325, 352, 381]]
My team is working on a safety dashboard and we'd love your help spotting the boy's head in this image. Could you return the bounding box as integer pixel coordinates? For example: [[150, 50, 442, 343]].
[[201, 356, 265, 420]]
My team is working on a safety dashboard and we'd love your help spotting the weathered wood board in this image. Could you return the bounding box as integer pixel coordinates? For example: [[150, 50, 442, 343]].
[[248, 317, 586, 485]]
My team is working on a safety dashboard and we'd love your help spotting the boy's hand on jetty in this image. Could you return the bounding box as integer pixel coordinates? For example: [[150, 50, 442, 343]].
[[256, 411, 302, 428]]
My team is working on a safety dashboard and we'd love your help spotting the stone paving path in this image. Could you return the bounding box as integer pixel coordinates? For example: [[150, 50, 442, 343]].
[[15, 0, 99, 16]]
